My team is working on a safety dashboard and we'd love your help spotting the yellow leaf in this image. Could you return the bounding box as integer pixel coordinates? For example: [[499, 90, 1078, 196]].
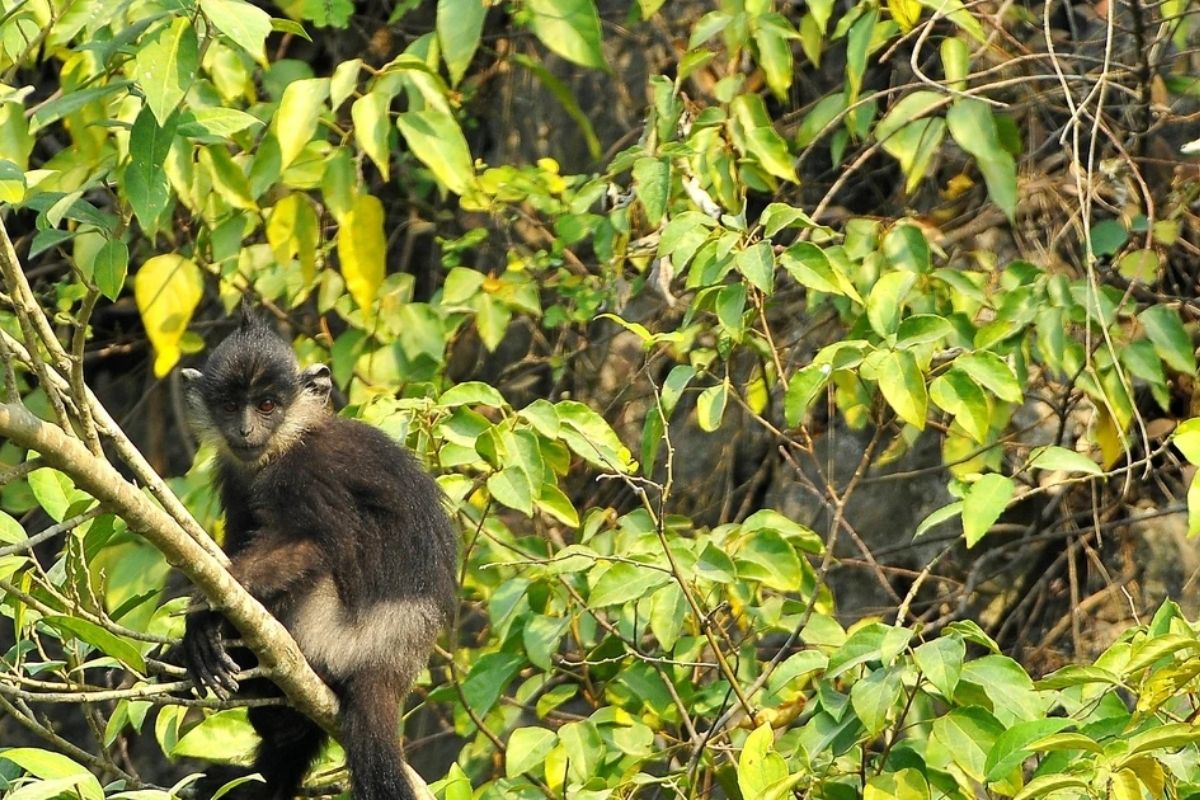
[[1094, 408, 1123, 468], [267, 193, 320, 283], [338, 193, 386, 318], [888, 0, 922, 30], [134, 254, 203, 376]]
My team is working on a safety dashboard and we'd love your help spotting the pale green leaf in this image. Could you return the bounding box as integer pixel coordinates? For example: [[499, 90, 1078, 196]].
[[201, 0, 271, 63], [134, 17, 198, 125], [506, 727, 557, 778], [1028, 445, 1102, 475], [396, 110, 477, 196], [962, 473, 1013, 547], [272, 77, 329, 169], [527, 0, 607, 71], [438, 0, 488, 85], [352, 90, 392, 180], [877, 350, 927, 429]]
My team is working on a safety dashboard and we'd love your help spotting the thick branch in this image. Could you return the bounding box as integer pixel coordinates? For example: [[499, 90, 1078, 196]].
[[0, 401, 340, 731]]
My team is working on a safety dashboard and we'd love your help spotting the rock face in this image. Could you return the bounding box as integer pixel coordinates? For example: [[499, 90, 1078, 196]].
[[765, 425, 957, 619]]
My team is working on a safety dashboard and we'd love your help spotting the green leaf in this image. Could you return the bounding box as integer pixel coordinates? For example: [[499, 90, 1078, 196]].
[[438, 0, 488, 85], [522, 614, 568, 671], [877, 350, 928, 429], [954, 351, 1023, 403], [882, 224, 931, 272], [558, 720, 604, 783], [125, 105, 179, 231], [962, 473, 1013, 547], [1189, 471, 1200, 537], [0, 510, 25, 545], [1028, 445, 1102, 475], [913, 636, 964, 697], [590, 562, 671, 607], [738, 724, 788, 800], [785, 363, 829, 427], [929, 368, 989, 443], [201, 0, 272, 63], [352, 90, 393, 181], [178, 107, 263, 139], [867, 272, 916, 337], [487, 466, 534, 515], [93, 240, 129, 301], [731, 95, 797, 182], [1140, 305, 1196, 374], [526, 0, 607, 71], [697, 382, 728, 432], [931, 707, 1004, 782], [913, 501, 962, 539], [736, 242, 776, 294], [134, 17, 198, 125], [864, 770, 930, 800], [1124, 723, 1200, 758], [506, 727, 558, 778], [760, 203, 822, 237], [441, 381, 507, 407], [396, 110, 477, 196], [337, 194, 386, 317], [0, 750, 103, 800], [1013, 775, 1089, 800], [461, 651, 523, 716], [1088, 219, 1127, 257], [1117, 248, 1159, 282], [736, 530, 802, 592], [29, 81, 134, 133], [0, 158, 24, 204], [632, 157, 669, 228], [650, 583, 687, 650], [946, 99, 1016, 218], [171, 708, 257, 761], [199, 145, 256, 210], [41, 616, 146, 673], [850, 668, 902, 735], [983, 718, 1074, 781], [28, 469, 75, 523], [845, 9, 877, 104], [272, 77, 329, 169], [753, 15, 795, 99], [897, 314, 951, 347], [134, 254, 203, 376], [1176, 418, 1200, 466], [876, 91, 947, 193]]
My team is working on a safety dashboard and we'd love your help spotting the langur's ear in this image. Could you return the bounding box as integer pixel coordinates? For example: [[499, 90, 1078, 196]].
[[300, 364, 331, 402]]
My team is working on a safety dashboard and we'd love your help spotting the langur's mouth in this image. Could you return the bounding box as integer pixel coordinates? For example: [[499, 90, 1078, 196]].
[[229, 442, 267, 461]]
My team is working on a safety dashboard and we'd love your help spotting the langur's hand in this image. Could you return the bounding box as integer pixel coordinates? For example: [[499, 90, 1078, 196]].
[[183, 609, 240, 699]]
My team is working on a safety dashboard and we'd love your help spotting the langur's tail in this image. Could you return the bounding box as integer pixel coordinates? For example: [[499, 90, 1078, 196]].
[[340, 675, 420, 800]]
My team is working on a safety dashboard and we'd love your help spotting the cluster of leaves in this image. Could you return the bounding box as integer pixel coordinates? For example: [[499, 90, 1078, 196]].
[[3, 0, 1200, 798]]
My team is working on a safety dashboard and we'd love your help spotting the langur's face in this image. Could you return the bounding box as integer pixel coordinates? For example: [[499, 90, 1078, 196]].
[[180, 319, 330, 466]]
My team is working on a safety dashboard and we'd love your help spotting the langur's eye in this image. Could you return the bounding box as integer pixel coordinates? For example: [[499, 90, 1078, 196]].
[[223, 401, 238, 413], [257, 399, 277, 413]]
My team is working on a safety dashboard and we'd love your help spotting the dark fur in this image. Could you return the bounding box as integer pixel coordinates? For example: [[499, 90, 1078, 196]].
[[180, 311, 457, 800]]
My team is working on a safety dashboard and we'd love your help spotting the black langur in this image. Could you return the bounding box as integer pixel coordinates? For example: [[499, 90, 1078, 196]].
[[179, 309, 457, 800]]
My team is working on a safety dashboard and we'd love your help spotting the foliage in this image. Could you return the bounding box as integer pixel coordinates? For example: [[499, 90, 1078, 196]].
[[1, 0, 1200, 798]]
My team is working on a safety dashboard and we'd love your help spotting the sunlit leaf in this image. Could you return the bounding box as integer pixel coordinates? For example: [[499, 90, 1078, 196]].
[[337, 193, 386, 318], [272, 77, 329, 169], [134, 254, 203, 376], [396, 110, 477, 196], [134, 17, 198, 125], [526, 0, 607, 71]]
